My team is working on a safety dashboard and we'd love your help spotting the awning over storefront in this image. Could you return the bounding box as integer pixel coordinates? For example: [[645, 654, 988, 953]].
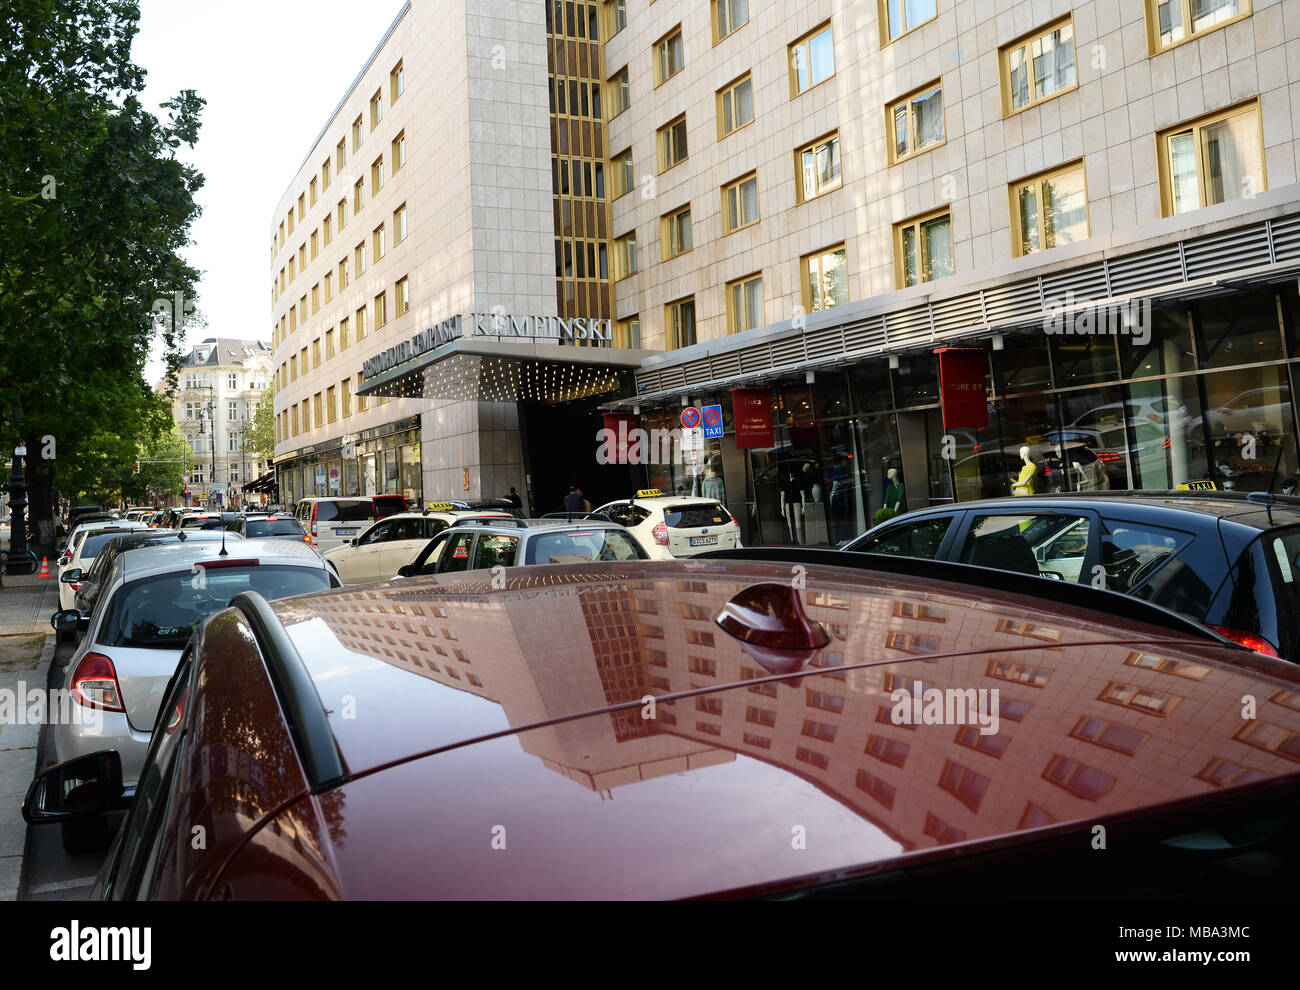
[[242, 471, 277, 494], [357, 335, 654, 404]]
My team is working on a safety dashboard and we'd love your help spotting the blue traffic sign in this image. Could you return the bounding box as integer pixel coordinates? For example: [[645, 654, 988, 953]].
[[702, 404, 724, 439]]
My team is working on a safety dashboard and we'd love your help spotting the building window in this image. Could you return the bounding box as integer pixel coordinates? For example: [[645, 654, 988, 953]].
[[355, 241, 367, 276], [370, 90, 383, 129], [390, 59, 404, 103], [615, 315, 640, 348], [789, 22, 834, 96], [865, 734, 910, 767], [373, 224, 386, 261], [613, 232, 637, 280], [653, 26, 684, 86], [297, 193, 305, 220], [894, 209, 954, 288], [341, 378, 352, 417], [1043, 754, 1116, 800], [1099, 681, 1182, 717], [339, 315, 350, 349], [326, 385, 337, 424], [355, 305, 368, 340], [391, 204, 408, 245], [339, 255, 350, 290], [796, 132, 840, 202], [325, 328, 335, 359], [392, 131, 406, 173], [337, 198, 348, 231], [712, 0, 749, 43], [1158, 101, 1264, 217], [657, 114, 688, 172], [802, 243, 848, 312], [309, 176, 318, 206], [322, 159, 331, 191], [717, 72, 754, 137], [888, 81, 945, 164], [352, 114, 364, 151], [666, 297, 696, 350], [1010, 160, 1090, 256], [722, 172, 759, 233], [323, 214, 333, 247], [371, 156, 385, 195], [608, 66, 630, 118], [879, 0, 936, 43], [395, 276, 409, 316], [373, 292, 387, 329], [336, 138, 346, 171], [660, 205, 692, 260], [1069, 716, 1148, 756], [727, 273, 763, 334], [605, 0, 626, 38], [310, 229, 319, 259], [1001, 16, 1076, 116], [311, 283, 320, 313], [610, 149, 634, 199], [1146, 0, 1250, 52], [324, 271, 333, 303], [353, 177, 365, 213], [939, 759, 990, 812]]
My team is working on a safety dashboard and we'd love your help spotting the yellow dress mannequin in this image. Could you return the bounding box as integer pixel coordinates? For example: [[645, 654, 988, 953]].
[[1012, 446, 1038, 496]]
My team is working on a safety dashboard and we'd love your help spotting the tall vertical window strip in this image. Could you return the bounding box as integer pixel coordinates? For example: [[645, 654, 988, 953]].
[[371, 157, 384, 195], [880, 0, 937, 43], [614, 232, 637, 279], [394, 204, 407, 243], [395, 276, 409, 316], [615, 315, 640, 348], [713, 0, 749, 42], [653, 27, 685, 86], [370, 90, 383, 129], [1160, 101, 1264, 216], [722, 173, 759, 233], [666, 297, 696, 349], [1001, 17, 1076, 115], [661, 206, 692, 260], [888, 82, 944, 164], [608, 67, 630, 118], [1011, 162, 1090, 256], [717, 73, 754, 137], [657, 115, 689, 172], [895, 210, 954, 288], [1148, 0, 1248, 51], [727, 274, 764, 333], [352, 115, 364, 151], [803, 245, 848, 312], [390, 59, 404, 103], [797, 133, 841, 202], [789, 23, 834, 95], [392, 132, 406, 172], [611, 150, 634, 198]]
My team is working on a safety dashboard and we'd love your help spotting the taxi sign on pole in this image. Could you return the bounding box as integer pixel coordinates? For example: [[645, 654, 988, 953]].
[[701, 404, 724, 439]]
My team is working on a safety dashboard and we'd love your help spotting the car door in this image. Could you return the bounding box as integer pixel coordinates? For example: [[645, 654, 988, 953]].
[[435, 530, 479, 574], [848, 512, 963, 560], [344, 520, 393, 585], [949, 507, 1102, 583], [378, 518, 440, 579]]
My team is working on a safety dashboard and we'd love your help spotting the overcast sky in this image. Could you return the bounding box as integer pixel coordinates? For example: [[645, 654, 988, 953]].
[[136, 0, 408, 387]]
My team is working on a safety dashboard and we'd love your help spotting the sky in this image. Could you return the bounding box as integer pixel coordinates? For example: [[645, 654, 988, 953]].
[[135, 0, 409, 387]]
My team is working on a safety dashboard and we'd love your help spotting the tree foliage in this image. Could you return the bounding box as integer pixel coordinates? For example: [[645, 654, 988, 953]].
[[0, 0, 205, 551], [248, 388, 275, 470]]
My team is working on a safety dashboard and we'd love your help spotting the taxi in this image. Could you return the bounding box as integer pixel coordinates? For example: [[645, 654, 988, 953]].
[[321, 503, 515, 585], [594, 488, 742, 560]]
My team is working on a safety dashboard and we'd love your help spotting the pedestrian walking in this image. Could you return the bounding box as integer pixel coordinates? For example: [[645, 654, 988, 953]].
[[563, 485, 584, 514]]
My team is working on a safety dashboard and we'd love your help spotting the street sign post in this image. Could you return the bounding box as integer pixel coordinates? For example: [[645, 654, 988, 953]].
[[702, 404, 724, 439]]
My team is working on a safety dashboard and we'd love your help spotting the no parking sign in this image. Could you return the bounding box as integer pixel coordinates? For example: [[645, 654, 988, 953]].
[[680, 406, 701, 430]]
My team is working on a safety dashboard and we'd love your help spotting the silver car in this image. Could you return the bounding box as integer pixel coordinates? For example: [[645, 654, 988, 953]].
[[51, 538, 339, 851]]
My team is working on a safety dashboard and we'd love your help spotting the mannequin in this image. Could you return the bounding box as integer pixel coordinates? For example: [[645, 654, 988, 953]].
[[883, 468, 906, 513], [802, 462, 823, 503], [1012, 446, 1038, 496], [702, 464, 725, 503], [780, 469, 805, 543]]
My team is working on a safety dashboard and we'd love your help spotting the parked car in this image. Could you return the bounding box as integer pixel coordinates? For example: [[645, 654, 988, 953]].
[[293, 497, 386, 554], [25, 550, 1300, 899], [398, 517, 647, 577], [58, 519, 149, 575], [1045, 421, 1171, 489], [842, 491, 1300, 661], [56, 523, 152, 613], [324, 506, 514, 585], [594, 489, 743, 560], [47, 538, 340, 852], [225, 514, 309, 543]]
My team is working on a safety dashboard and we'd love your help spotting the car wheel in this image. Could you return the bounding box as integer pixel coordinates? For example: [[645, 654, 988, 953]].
[[61, 815, 110, 854]]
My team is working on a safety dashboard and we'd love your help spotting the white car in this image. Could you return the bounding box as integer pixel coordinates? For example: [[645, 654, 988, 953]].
[[57, 523, 151, 611], [594, 490, 743, 560], [57, 519, 149, 581], [323, 505, 515, 585], [50, 538, 339, 851]]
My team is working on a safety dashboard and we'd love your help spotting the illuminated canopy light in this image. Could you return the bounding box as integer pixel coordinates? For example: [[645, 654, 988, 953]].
[[361, 353, 628, 405]]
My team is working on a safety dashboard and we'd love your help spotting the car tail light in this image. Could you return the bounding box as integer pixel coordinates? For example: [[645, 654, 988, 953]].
[[1096, 451, 1122, 462], [652, 522, 669, 546], [71, 652, 125, 712], [1210, 626, 1280, 658], [311, 504, 318, 538]]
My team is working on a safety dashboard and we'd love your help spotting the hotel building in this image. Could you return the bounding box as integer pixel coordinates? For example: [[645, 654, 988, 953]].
[[273, 0, 1300, 542]]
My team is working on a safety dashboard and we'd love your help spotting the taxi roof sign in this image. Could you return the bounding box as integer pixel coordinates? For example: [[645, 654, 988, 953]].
[[1176, 480, 1219, 491], [634, 488, 663, 498], [427, 502, 456, 511]]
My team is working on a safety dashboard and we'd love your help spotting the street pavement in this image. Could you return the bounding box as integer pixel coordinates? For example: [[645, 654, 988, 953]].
[[0, 551, 60, 901]]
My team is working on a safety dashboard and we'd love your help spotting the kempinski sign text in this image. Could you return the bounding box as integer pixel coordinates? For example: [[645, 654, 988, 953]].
[[362, 312, 614, 379]]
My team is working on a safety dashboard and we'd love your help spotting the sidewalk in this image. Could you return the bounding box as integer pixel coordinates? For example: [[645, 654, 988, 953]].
[[0, 569, 59, 900]]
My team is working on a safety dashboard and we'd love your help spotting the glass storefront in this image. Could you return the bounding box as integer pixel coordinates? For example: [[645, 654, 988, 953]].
[[669, 288, 1299, 547], [278, 426, 423, 508]]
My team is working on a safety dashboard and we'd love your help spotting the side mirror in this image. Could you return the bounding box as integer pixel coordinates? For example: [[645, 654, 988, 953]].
[[59, 569, 83, 584], [51, 610, 88, 633], [350, 538, 358, 547], [56, 544, 67, 555], [397, 564, 414, 577], [22, 750, 126, 824]]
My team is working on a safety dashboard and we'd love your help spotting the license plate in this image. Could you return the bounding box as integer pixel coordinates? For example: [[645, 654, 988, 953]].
[[335, 528, 358, 536], [689, 536, 718, 547]]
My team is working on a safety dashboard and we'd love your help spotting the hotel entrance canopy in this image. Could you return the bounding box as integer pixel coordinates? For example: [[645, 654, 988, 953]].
[[356, 317, 655, 404]]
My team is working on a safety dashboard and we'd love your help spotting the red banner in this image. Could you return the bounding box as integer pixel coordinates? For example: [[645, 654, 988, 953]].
[[935, 347, 988, 430], [601, 412, 640, 462], [731, 388, 774, 449]]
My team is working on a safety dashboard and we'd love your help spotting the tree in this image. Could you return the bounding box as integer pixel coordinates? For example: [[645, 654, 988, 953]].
[[248, 389, 275, 472], [129, 418, 193, 504], [0, 0, 205, 554]]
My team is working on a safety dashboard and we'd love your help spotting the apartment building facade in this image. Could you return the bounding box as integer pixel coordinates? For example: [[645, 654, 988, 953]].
[[170, 338, 273, 507], [273, 0, 1300, 539]]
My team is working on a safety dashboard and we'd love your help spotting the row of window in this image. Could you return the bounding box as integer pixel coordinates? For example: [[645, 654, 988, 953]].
[[277, 374, 380, 443], [277, 277, 410, 394], [182, 400, 252, 422], [180, 372, 266, 391]]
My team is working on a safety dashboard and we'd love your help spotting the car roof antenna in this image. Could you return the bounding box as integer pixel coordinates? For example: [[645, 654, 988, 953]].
[[1248, 445, 1285, 525], [219, 524, 229, 557]]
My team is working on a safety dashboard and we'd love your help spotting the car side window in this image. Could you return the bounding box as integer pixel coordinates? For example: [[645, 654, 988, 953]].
[[856, 517, 953, 559], [1099, 520, 1194, 593], [438, 532, 477, 573], [474, 535, 519, 570], [960, 514, 1092, 582], [359, 522, 390, 546], [423, 519, 449, 539]]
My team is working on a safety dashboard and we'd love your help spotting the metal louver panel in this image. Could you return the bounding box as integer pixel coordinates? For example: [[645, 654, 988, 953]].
[[656, 366, 686, 391], [682, 358, 712, 385], [708, 352, 741, 380], [1273, 216, 1300, 261], [983, 281, 1040, 322], [637, 372, 660, 394], [1183, 225, 1270, 279], [1107, 245, 1182, 294], [931, 294, 984, 334], [1041, 263, 1107, 306], [842, 316, 887, 354], [805, 325, 844, 361], [740, 347, 772, 375], [769, 337, 805, 367]]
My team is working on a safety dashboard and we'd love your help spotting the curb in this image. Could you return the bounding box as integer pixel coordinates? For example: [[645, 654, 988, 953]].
[[1, 632, 55, 902]]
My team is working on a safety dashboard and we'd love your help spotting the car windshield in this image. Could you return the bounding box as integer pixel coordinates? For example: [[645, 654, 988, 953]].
[[317, 500, 374, 522], [104, 564, 332, 649], [244, 519, 305, 538], [525, 530, 644, 564], [80, 531, 138, 559]]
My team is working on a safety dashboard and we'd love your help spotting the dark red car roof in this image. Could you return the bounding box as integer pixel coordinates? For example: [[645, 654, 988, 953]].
[[178, 561, 1300, 899]]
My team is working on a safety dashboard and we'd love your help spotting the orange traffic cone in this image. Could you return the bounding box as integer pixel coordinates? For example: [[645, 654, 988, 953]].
[[39, 556, 49, 578]]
